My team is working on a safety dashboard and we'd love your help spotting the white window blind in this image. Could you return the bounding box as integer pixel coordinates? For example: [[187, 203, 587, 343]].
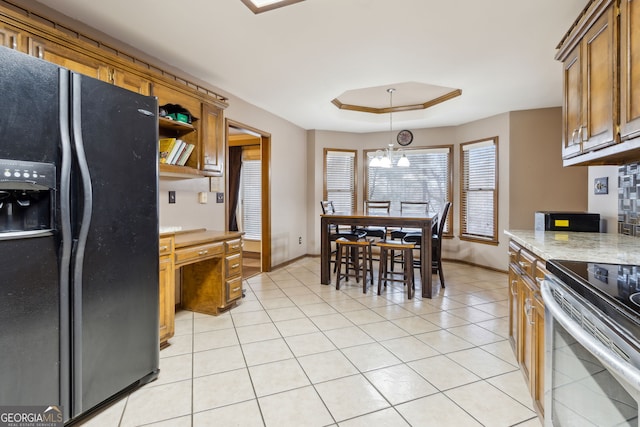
[[461, 138, 498, 243], [365, 147, 452, 233], [325, 150, 356, 212], [241, 159, 261, 240]]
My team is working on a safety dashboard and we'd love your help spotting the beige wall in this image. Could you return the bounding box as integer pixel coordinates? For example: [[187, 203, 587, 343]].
[[452, 113, 511, 270], [508, 108, 588, 229]]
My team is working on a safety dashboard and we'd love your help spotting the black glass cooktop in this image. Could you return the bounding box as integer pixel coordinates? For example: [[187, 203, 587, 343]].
[[546, 259, 640, 339]]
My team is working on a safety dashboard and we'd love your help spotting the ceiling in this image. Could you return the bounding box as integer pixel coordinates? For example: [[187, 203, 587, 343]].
[[34, 0, 587, 133]]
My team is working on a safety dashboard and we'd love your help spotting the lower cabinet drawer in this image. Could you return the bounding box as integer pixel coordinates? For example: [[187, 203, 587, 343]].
[[225, 253, 242, 278], [225, 238, 242, 254], [226, 277, 243, 302]]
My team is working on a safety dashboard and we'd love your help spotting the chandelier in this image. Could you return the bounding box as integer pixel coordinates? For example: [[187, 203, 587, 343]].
[[369, 88, 410, 168]]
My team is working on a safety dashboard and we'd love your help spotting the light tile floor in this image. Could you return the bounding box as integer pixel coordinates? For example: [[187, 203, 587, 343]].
[[82, 258, 542, 427]]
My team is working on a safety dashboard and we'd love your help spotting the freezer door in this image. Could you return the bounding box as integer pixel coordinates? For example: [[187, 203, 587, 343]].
[[69, 73, 159, 416], [0, 46, 62, 408], [0, 236, 60, 405]]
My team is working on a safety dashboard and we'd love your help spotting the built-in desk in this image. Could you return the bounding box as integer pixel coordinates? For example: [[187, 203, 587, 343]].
[[159, 229, 243, 348]]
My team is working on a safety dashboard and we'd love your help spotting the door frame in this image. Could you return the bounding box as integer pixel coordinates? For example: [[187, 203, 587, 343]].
[[225, 118, 271, 272]]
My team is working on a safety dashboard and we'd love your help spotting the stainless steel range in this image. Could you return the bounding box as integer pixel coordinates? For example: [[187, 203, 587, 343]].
[[543, 260, 640, 427]]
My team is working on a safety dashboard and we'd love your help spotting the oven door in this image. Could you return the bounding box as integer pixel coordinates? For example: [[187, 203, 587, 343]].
[[542, 278, 640, 427]]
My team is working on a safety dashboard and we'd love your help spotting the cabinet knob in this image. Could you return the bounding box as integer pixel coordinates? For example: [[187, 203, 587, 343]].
[[198, 250, 209, 255], [160, 245, 168, 251]]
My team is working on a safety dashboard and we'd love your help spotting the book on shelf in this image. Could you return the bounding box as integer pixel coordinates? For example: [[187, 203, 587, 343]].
[[166, 139, 185, 165], [176, 144, 195, 166], [158, 138, 176, 164]]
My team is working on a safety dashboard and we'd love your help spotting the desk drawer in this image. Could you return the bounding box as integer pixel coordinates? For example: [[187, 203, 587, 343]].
[[159, 237, 174, 257], [175, 242, 223, 265], [225, 253, 242, 278], [226, 276, 243, 302], [225, 238, 242, 254]]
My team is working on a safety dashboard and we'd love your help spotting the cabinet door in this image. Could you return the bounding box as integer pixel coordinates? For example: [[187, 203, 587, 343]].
[[112, 68, 151, 96], [519, 276, 534, 385], [620, 0, 640, 139], [201, 102, 224, 176], [159, 255, 175, 347], [581, 4, 618, 152], [562, 44, 583, 159], [508, 266, 519, 352], [0, 23, 23, 51], [28, 37, 111, 82], [532, 292, 545, 417]]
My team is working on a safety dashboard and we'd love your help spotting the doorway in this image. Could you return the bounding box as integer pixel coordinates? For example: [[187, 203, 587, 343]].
[[226, 119, 271, 276]]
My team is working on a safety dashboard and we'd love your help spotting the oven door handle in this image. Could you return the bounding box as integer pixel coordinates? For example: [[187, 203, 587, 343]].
[[541, 281, 640, 395]]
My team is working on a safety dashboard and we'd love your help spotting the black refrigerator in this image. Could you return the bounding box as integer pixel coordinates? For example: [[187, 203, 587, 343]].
[[0, 46, 159, 423]]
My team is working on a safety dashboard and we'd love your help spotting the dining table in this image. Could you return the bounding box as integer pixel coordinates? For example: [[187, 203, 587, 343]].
[[320, 210, 439, 298]]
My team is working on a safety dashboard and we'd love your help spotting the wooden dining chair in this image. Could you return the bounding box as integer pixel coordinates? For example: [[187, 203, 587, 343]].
[[320, 200, 366, 272], [390, 201, 429, 240], [356, 200, 391, 240], [403, 201, 451, 288]]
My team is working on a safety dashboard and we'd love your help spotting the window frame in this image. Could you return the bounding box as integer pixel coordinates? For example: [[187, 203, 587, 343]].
[[323, 148, 358, 213], [363, 145, 453, 237], [459, 136, 499, 245]]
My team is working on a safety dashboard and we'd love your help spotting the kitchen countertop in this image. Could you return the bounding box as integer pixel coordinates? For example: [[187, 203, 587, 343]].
[[505, 229, 640, 265]]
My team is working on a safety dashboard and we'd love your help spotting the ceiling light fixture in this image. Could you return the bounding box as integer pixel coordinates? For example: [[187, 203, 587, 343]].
[[240, 0, 305, 14], [370, 88, 410, 168]]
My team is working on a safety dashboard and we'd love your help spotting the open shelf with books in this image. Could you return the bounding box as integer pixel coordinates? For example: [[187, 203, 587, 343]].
[[158, 116, 202, 177]]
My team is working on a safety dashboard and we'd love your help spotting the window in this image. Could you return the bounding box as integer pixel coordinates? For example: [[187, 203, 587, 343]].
[[460, 137, 498, 244], [364, 146, 453, 235], [240, 156, 262, 240], [324, 149, 357, 213]]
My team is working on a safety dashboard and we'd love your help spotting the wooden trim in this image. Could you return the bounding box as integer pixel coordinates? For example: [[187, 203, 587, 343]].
[[240, 0, 305, 14], [0, 0, 228, 107], [323, 148, 358, 211], [225, 118, 272, 273], [331, 89, 462, 114], [459, 136, 499, 245], [555, 0, 614, 60]]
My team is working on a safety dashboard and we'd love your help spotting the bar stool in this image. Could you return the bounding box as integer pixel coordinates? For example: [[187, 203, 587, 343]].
[[335, 237, 374, 293], [376, 240, 415, 299]]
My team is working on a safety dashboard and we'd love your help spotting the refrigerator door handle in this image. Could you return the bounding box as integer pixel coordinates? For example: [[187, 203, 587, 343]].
[[0, 229, 54, 241], [71, 72, 94, 416], [58, 69, 73, 422]]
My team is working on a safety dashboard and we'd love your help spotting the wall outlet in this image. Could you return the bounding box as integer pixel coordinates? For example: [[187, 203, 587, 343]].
[[168, 191, 176, 204], [216, 192, 224, 203], [594, 177, 608, 194], [298, 236, 302, 244], [198, 191, 207, 204]]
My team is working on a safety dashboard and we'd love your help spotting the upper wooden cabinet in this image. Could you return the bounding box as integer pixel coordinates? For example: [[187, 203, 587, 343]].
[[111, 68, 151, 96], [561, 44, 583, 159], [557, 0, 640, 166], [557, 0, 618, 160], [0, 22, 23, 51], [620, 0, 640, 140], [28, 36, 111, 83], [201, 103, 224, 176]]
